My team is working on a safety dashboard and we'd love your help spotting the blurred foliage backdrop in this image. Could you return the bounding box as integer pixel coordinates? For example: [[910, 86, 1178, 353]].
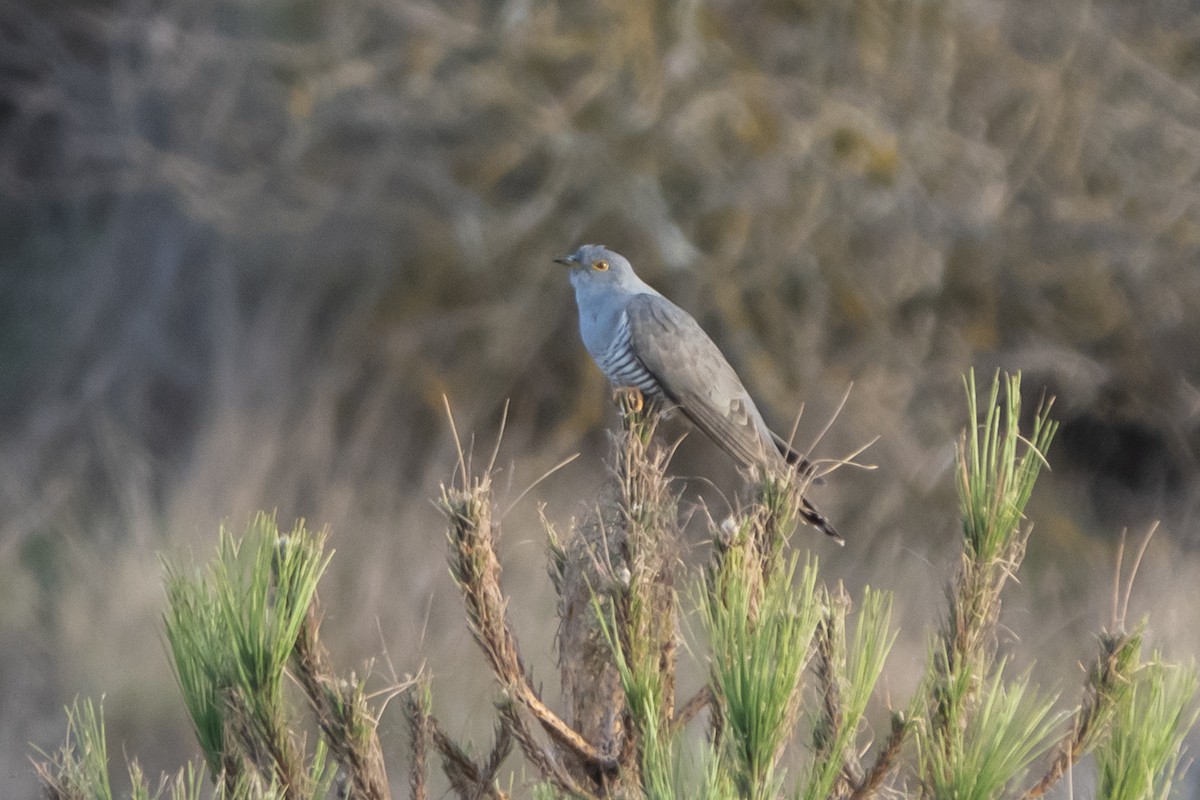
[[3, 0, 1200, 795]]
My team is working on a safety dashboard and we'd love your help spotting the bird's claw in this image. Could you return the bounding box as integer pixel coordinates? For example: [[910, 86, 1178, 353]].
[[612, 386, 645, 416]]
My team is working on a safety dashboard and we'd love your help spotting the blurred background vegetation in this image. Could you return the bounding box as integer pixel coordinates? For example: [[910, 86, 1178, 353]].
[[2, 0, 1199, 795]]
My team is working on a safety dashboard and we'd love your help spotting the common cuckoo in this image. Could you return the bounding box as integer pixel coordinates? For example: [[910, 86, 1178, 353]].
[[557, 244, 841, 543]]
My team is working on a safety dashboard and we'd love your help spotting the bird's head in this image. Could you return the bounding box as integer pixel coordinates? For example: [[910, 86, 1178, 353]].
[[554, 245, 641, 291]]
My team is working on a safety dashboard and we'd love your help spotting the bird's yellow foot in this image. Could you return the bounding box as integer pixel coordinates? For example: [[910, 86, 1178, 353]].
[[612, 386, 645, 415]]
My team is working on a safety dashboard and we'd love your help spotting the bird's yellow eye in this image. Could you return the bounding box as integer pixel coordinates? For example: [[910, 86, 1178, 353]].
[[592, 260, 609, 271]]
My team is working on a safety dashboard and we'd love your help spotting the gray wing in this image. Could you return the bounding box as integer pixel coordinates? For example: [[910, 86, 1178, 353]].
[[626, 294, 842, 543], [625, 293, 779, 470]]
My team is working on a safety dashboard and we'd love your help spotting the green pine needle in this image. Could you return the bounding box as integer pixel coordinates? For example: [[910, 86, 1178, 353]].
[[702, 548, 822, 800], [801, 587, 896, 800], [161, 512, 332, 779], [1096, 657, 1199, 800], [595, 587, 677, 800], [34, 697, 114, 800], [922, 667, 1065, 800], [958, 369, 1057, 563]]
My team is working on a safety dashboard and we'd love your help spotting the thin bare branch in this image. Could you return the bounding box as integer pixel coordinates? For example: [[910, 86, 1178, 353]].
[[672, 686, 712, 731], [1119, 522, 1159, 629], [498, 701, 599, 800], [849, 711, 909, 800], [291, 595, 391, 800], [403, 686, 430, 800]]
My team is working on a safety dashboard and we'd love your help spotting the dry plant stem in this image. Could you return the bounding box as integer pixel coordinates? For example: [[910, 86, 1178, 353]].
[[498, 701, 599, 800], [849, 713, 909, 800], [1021, 524, 1166, 799], [223, 688, 305, 800], [614, 396, 679, 703], [553, 485, 630, 765], [403, 688, 430, 800], [292, 596, 390, 800], [1019, 629, 1137, 800], [556, 395, 679, 792], [708, 693, 727, 757], [605, 396, 683, 792], [917, 373, 1060, 797], [941, 541, 1016, 680], [426, 709, 512, 800], [931, 542, 1018, 744], [219, 740, 241, 795], [814, 587, 862, 793], [31, 768, 69, 800], [672, 686, 712, 731], [442, 464, 618, 776], [814, 613, 844, 760]]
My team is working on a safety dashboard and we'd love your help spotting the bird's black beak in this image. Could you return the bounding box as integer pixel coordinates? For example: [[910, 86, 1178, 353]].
[[554, 254, 576, 266]]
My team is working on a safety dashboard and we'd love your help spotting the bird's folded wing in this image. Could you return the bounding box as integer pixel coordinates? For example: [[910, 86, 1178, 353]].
[[625, 293, 776, 470]]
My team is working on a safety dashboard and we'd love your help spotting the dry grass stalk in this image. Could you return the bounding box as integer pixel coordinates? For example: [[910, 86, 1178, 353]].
[[812, 585, 861, 797], [441, 473, 617, 768], [439, 407, 623, 792], [748, 469, 805, 576], [606, 397, 681, 765], [425, 707, 513, 800], [403, 685, 430, 800], [1021, 524, 1153, 800], [936, 539, 1020, 697], [30, 765, 73, 800], [497, 700, 598, 800], [1020, 629, 1138, 800], [437, 393, 682, 797], [551, 482, 633, 766], [848, 712, 909, 800], [291, 595, 391, 800], [928, 374, 1056, 758], [34, 376, 1200, 800], [557, 396, 686, 796], [672, 686, 712, 731], [813, 588, 847, 756], [220, 686, 305, 800]]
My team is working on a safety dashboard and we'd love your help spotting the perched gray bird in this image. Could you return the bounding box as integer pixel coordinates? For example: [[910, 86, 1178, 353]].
[[557, 244, 841, 543]]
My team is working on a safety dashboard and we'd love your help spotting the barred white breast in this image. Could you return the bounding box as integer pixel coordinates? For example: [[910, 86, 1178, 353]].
[[596, 311, 663, 399]]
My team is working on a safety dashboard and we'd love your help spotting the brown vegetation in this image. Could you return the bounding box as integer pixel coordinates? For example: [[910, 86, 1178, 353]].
[[5, 0, 1200, 793]]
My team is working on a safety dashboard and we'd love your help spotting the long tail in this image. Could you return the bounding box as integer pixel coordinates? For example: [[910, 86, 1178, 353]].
[[767, 433, 841, 543], [772, 432, 824, 484], [800, 495, 843, 546]]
